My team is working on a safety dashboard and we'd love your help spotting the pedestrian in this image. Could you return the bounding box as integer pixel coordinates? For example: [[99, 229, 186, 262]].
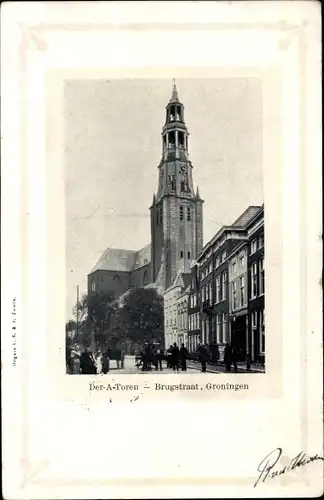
[[80, 346, 96, 374], [166, 346, 173, 368], [179, 343, 188, 371], [115, 349, 121, 369], [197, 344, 209, 373], [245, 351, 251, 372], [156, 347, 164, 371], [102, 349, 110, 374], [171, 342, 180, 371], [231, 345, 238, 373], [224, 343, 232, 372], [70, 343, 81, 374], [95, 349, 103, 374]]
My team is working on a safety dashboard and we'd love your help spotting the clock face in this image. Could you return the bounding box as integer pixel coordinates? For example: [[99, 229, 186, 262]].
[[179, 164, 187, 175]]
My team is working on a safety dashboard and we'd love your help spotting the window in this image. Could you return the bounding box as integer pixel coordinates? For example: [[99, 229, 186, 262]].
[[216, 314, 221, 343], [206, 319, 210, 343], [215, 256, 220, 268], [180, 250, 184, 258], [232, 281, 237, 309], [221, 250, 227, 262], [260, 310, 265, 353], [222, 272, 227, 300], [251, 238, 257, 254], [91, 279, 96, 292], [180, 205, 184, 220], [188, 251, 191, 259], [252, 311, 257, 329], [239, 254, 245, 267], [202, 286, 205, 302], [208, 262, 212, 274], [232, 260, 237, 273], [208, 281, 212, 304], [222, 313, 227, 343], [259, 233, 264, 249], [216, 276, 221, 303], [205, 284, 209, 304], [240, 276, 245, 306], [259, 258, 265, 295], [251, 262, 258, 298], [187, 207, 191, 221]]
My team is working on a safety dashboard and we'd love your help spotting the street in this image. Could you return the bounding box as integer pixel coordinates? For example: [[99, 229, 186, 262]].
[[106, 356, 223, 374], [104, 356, 264, 374]]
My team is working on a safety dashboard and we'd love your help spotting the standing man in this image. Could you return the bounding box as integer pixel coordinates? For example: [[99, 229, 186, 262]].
[[102, 349, 110, 374], [171, 342, 180, 371], [70, 343, 81, 374], [156, 347, 164, 371], [197, 344, 209, 373], [224, 343, 232, 372], [179, 343, 188, 371], [231, 345, 238, 373]]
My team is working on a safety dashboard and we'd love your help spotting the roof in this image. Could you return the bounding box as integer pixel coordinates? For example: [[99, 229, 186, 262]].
[[164, 271, 192, 294], [90, 244, 151, 274], [232, 206, 262, 227], [197, 205, 263, 261], [133, 244, 151, 270], [90, 248, 136, 273]]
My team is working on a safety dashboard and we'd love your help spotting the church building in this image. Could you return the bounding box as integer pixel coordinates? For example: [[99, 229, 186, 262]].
[[88, 82, 204, 298]]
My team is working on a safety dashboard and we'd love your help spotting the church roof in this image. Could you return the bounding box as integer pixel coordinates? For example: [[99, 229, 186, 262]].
[[133, 244, 151, 270], [90, 244, 151, 274], [90, 248, 137, 273]]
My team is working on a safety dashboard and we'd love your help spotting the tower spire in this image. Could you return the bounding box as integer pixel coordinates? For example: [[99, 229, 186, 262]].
[[170, 78, 179, 103]]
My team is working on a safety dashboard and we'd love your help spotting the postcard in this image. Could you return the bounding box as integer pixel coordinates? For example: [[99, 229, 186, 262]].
[[1, 1, 322, 498]]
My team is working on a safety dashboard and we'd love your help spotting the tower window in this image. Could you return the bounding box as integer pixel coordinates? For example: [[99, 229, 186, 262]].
[[188, 251, 191, 259], [159, 209, 163, 224], [180, 205, 184, 220], [178, 131, 184, 147], [187, 207, 191, 221], [168, 131, 175, 147], [180, 251, 184, 258], [180, 181, 185, 192]]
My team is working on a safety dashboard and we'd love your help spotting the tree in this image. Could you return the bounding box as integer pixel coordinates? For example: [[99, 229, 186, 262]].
[[115, 287, 164, 348], [72, 291, 118, 349]]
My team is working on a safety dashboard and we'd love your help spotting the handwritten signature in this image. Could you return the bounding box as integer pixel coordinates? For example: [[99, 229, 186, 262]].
[[254, 447, 324, 487]]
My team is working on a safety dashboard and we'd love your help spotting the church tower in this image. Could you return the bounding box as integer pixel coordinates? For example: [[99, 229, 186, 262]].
[[150, 81, 204, 290]]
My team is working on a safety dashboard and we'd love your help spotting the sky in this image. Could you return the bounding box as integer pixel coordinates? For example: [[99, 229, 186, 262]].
[[64, 78, 263, 319]]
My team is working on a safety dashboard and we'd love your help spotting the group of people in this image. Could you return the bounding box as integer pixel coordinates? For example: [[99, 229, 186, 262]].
[[166, 343, 189, 371], [67, 344, 123, 375], [135, 342, 189, 372]]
